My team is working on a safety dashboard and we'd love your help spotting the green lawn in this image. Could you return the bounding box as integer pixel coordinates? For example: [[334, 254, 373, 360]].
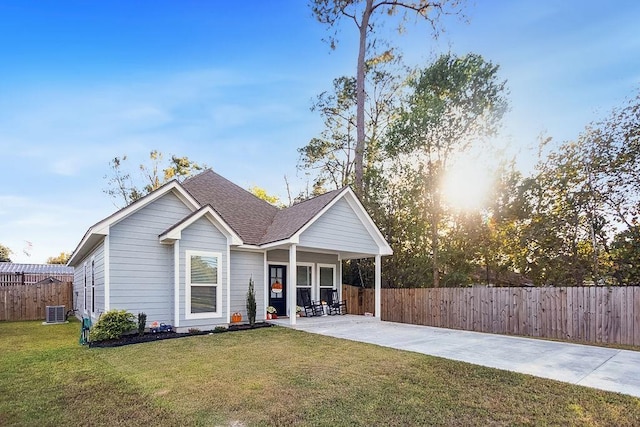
[[1, 320, 639, 426]]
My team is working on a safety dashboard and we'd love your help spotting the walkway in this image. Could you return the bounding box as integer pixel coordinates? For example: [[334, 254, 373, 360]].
[[270, 315, 640, 398]]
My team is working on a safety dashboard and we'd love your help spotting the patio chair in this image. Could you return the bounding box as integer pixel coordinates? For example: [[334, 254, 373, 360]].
[[300, 289, 323, 317], [328, 289, 347, 315]]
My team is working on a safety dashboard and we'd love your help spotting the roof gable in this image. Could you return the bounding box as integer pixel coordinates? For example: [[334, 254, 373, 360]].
[[292, 188, 392, 256], [68, 181, 200, 266], [159, 205, 242, 245], [259, 188, 345, 245]]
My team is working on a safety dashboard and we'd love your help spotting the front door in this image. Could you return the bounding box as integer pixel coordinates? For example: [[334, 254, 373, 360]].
[[268, 265, 287, 317]]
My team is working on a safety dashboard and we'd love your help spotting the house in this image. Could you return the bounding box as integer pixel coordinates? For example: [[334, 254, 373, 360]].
[[67, 170, 392, 331]]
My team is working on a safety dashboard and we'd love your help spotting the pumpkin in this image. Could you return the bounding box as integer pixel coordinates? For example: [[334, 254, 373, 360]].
[[231, 312, 242, 323], [271, 281, 283, 293]]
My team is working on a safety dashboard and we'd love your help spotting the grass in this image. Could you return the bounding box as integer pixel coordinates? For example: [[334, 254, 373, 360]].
[[1, 320, 640, 426]]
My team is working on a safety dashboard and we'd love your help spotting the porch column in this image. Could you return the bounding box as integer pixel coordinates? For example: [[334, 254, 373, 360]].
[[375, 255, 381, 319], [289, 244, 297, 325]]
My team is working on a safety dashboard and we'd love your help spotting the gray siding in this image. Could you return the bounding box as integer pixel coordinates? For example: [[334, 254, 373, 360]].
[[298, 197, 378, 254], [109, 192, 192, 324], [267, 250, 338, 265], [178, 217, 229, 329], [230, 250, 265, 322], [72, 240, 105, 320]]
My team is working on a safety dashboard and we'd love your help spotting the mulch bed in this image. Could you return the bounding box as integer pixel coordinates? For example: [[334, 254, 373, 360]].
[[88, 322, 273, 348]]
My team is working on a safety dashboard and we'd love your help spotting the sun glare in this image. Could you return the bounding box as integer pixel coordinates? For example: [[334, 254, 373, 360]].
[[442, 158, 491, 211]]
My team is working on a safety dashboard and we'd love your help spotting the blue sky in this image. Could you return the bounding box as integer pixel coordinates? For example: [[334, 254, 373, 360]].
[[1, 0, 638, 263]]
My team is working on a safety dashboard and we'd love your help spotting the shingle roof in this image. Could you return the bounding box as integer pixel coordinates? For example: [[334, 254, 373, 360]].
[[260, 188, 345, 244], [181, 170, 345, 245], [181, 170, 278, 245], [0, 263, 74, 274]]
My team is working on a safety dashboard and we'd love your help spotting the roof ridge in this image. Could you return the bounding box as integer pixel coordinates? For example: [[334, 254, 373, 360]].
[[192, 170, 278, 213]]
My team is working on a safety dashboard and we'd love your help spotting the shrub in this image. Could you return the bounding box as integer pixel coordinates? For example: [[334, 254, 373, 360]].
[[89, 310, 136, 342], [188, 328, 201, 334], [214, 326, 227, 333], [246, 276, 257, 326], [137, 312, 147, 336]]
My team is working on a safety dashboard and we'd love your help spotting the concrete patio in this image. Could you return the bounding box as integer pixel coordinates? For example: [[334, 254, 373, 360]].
[[270, 315, 640, 398]]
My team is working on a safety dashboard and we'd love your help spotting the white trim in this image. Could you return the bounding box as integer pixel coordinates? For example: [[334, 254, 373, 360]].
[[263, 252, 268, 319], [185, 250, 223, 320], [159, 205, 242, 245], [83, 262, 87, 315], [288, 245, 297, 325], [174, 241, 180, 327], [103, 235, 110, 311], [266, 261, 289, 318], [90, 256, 96, 316], [375, 255, 381, 319], [226, 245, 231, 324], [68, 181, 200, 266], [337, 253, 342, 301], [259, 239, 298, 250], [295, 262, 315, 300], [317, 263, 337, 302]]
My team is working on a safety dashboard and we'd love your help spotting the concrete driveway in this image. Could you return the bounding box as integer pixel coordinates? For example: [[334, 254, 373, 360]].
[[271, 315, 640, 398]]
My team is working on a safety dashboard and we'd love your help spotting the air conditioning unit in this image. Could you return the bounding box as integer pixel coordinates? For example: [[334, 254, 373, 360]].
[[46, 305, 66, 323]]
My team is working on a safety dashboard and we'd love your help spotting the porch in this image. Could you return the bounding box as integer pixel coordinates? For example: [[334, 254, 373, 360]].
[[264, 247, 384, 326], [267, 313, 380, 332]]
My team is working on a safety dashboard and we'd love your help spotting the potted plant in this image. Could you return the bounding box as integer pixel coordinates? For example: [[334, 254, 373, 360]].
[[266, 306, 277, 319], [296, 306, 302, 317]]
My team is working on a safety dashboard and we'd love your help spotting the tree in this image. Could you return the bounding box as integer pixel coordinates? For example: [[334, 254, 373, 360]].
[[518, 91, 640, 286], [248, 186, 282, 206], [46, 252, 71, 265], [311, 0, 463, 193], [386, 53, 508, 287], [104, 150, 206, 207], [0, 244, 12, 263], [299, 62, 403, 195]]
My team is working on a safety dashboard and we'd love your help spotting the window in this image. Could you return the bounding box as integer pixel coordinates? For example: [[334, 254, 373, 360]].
[[83, 263, 87, 313], [91, 259, 95, 314], [318, 264, 336, 303], [186, 251, 222, 319], [296, 264, 313, 306]]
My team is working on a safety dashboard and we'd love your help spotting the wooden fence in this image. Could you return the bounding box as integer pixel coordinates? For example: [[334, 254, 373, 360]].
[[342, 284, 375, 315], [0, 282, 74, 321], [342, 285, 640, 346]]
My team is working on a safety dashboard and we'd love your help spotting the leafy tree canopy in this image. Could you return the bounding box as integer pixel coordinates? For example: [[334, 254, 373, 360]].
[[46, 252, 71, 265], [0, 244, 12, 263], [248, 186, 282, 207], [104, 150, 206, 207]]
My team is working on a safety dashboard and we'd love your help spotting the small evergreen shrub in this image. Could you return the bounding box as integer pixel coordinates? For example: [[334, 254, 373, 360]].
[[89, 310, 136, 342], [137, 312, 147, 336], [188, 328, 201, 334], [246, 276, 257, 326], [214, 326, 227, 333]]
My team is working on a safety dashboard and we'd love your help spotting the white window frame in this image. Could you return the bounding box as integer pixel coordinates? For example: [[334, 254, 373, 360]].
[[91, 257, 96, 315], [296, 262, 315, 303], [185, 250, 223, 320], [317, 263, 336, 303], [83, 262, 88, 314]]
